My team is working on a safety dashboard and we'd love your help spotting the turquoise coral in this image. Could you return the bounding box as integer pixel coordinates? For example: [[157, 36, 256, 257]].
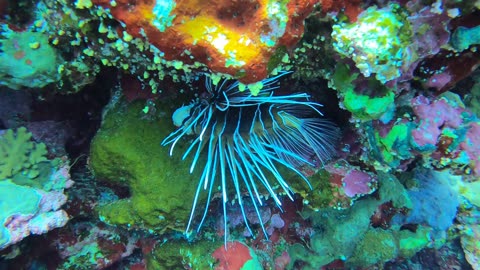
[[0, 29, 61, 89], [375, 123, 413, 166], [0, 127, 72, 250], [451, 25, 480, 51], [0, 180, 42, 249]]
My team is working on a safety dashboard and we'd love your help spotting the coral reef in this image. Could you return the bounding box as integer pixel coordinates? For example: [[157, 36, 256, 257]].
[[395, 169, 461, 231], [146, 239, 218, 270], [0, 0, 480, 269]]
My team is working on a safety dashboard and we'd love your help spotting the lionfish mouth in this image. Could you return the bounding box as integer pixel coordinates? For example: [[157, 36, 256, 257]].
[[162, 71, 340, 242]]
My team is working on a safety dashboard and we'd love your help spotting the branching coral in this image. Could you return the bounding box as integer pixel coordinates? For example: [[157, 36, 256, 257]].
[[0, 127, 48, 179]]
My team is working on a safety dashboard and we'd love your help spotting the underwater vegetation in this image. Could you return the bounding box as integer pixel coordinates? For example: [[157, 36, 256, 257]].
[[0, 0, 480, 269]]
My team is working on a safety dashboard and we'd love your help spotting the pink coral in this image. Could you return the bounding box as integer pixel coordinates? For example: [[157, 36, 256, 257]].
[[325, 162, 377, 202], [410, 95, 480, 175], [411, 95, 463, 149], [342, 170, 376, 198]]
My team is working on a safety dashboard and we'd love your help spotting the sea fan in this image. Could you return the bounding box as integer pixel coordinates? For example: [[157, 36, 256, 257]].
[[162, 72, 340, 241]]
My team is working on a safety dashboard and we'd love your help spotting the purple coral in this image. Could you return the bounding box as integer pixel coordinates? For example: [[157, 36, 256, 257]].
[[410, 95, 480, 175]]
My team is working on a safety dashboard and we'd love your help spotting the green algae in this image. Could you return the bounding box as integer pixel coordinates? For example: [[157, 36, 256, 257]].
[[147, 239, 218, 270], [288, 169, 335, 210], [348, 228, 398, 267], [90, 99, 207, 232]]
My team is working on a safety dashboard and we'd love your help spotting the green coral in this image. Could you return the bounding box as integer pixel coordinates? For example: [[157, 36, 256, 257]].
[[0, 127, 48, 180], [375, 123, 413, 166], [348, 228, 398, 266], [398, 226, 433, 258], [60, 242, 104, 270], [343, 86, 395, 120], [329, 64, 395, 120], [90, 99, 207, 233], [329, 63, 358, 93]]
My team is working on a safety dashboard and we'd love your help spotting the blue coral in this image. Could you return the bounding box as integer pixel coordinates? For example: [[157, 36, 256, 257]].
[[400, 169, 460, 231]]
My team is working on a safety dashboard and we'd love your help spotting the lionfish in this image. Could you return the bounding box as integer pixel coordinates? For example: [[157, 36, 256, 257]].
[[162, 72, 339, 242]]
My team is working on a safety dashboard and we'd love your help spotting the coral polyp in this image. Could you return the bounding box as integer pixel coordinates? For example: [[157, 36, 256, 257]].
[[162, 72, 340, 240]]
